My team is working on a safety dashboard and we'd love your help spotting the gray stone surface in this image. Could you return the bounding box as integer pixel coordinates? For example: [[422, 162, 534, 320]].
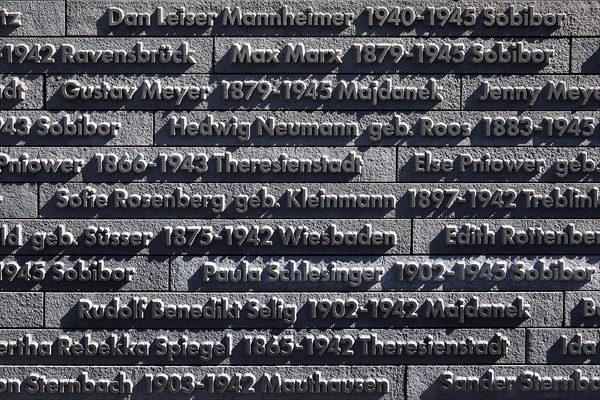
[[0, 218, 410, 255], [0, 292, 42, 327], [0, 75, 43, 109], [171, 255, 600, 292], [39, 182, 403, 219], [528, 328, 600, 364], [155, 110, 600, 147], [46, 73, 461, 111], [45, 291, 560, 329], [0, 184, 36, 218], [0, 38, 212, 74], [46, 74, 214, 111], [0, 328, 523, 365], [37, 182, 600, 219], [4, 1, 600, 398], [214, 37, 568, 74], [407, 365, 600, 400], [397, 147, 600, 183], [572, 38, 600, 73], [0, 146, 393, 183], [0, 1, 65, 36], [0, 365, 402, 399], [67, 0, 593, 37], [0, 255, 168, 291], [414, 219, 600, 255], [1, 111, 153, 146], [565, 291, 600, 327], [463, 74, 600, 110]]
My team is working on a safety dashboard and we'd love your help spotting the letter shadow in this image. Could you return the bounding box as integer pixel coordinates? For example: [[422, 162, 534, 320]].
[[0, 254, 138, 291], [428, 227, 496, 255], [2, 125, 115, 147], [398, 153, 541, 184], [468, 115, 599, 147], [469, 6, 563, 37], [185, 255, 386, 292], [580, 45, 600, 73], [545, 336, 599, 364], [101, 8, 212, 36], [47, 74, 207, 111], [387, 264, 445, 291], [210, 8, 349, 37], [156, 111, 367, 147], [0, 25, 18, 37], [398, 191, 514, 219], [539, 152, 597, 183], [467, 81, 600, 112], [205, 74, 443, 112], [60, 297, 137, 329], [353, 8, 467, 37], [214, 44, 353, 75], [40, 189, 221, 219], [0, 74, 35, 110], [78, 153, 212, 184], [356, 7, 561, 37], [571, 299, 598, 327]]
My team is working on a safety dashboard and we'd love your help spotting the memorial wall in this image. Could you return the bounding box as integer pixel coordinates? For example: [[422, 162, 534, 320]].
[[1, 0, 600, 398]]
